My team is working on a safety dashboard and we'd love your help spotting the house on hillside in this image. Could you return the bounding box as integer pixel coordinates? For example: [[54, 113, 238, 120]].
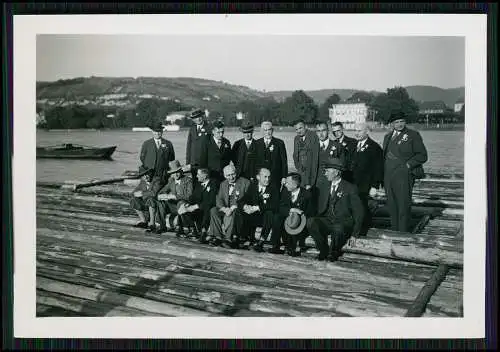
[[418, 100, 448, 115], [165, 111, 191, 124], [329, 102, 375, 130], [454, 97, 465, 113]]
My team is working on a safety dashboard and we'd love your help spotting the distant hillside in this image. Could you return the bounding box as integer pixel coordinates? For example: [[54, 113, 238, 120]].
[[36, 76, 269, 108], [268, 86, 465, 108]]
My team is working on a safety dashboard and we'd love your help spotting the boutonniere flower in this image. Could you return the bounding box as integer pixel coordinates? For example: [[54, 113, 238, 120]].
[[329, 150, 334, 155], [262, 193, 270, 199], [361, 145, 368, 152], [161, 144, 166, 148], [342, 142, 347, 147], [201, 128, 206, 133], [401, 134, 408, 142], [332, 145, 336, 150], [336, 191, 343, 198], [269, 145, 274, 152], [206, 186, 210, 192], [235, 190, 240, 196], [198, 133, 202, 137]]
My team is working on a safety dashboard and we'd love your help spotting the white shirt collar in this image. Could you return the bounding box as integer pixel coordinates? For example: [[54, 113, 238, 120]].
[[321, 139, 329, 148], [201, 180, 209, 187], [291, 188, 300, 199], [358, 138, 367, 147]]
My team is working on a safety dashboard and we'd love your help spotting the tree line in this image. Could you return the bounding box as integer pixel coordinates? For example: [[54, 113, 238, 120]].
[[38, 86, 464, 129]]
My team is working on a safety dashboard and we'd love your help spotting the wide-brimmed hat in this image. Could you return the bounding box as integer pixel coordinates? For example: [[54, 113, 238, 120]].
[[151, 122, 164, 132], [189, 109, 205, 119], [323, 158, 345, 172], [240, 121, 254, 133], [284, 212, 307, 236], [169, 160, 183, 173], [388, 111, 407, 123]]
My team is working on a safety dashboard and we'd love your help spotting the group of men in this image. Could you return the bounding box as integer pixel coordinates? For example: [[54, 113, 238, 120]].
[[130, 108, 428, 262]]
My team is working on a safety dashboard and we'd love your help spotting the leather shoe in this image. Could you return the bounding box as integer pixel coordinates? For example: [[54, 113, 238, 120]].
[[154, 227, 168, 234], [316, 253, 328, 261], [253, 242, 265, 252], [268, 247, 284, 255], [134, 222, 148, 229], [145, 225, 156, 233]]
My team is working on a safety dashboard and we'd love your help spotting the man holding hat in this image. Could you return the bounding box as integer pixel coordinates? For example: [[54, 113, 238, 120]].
[[274, 172, 315, 257], [231, 120, 258, 181], [130, 122, 175, 230], [382, 112, 428, 232], [306, 158, 364, 261], [185, 109, 211, 174]]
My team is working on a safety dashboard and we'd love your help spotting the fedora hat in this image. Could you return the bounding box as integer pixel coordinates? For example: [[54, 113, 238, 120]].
[[284, 212, 307, 236], [189, 109, 205, 119], [388, 111, 407, 123], [168, 160, 183, 173], [240, 120, 254, 133], [151, 122, 164, 132], [323, 158, 345, 172]]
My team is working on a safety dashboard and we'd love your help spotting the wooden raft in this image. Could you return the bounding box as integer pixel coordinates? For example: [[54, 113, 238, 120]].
[[35, 176, 464, 317]]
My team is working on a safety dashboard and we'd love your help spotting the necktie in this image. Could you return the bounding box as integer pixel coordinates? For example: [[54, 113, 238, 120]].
[[291, 191, 298, 203], [229, 184, 235, 195], [265, 139, 270, 148], [323, 142, 327, 151], [357, 142, 362, 151], [155, 140, 160, 149], [392, 131, 399, 140], [246, 140, 251, 148]]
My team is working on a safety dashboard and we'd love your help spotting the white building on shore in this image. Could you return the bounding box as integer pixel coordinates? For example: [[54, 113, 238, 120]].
[[329, 102, 373, 130]]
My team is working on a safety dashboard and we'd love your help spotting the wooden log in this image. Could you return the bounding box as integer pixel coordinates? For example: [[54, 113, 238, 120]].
[[36, 260, 410, 317], [37, 276, 215, 317], [404, 264, 449, 317], [341, 237, 462, 268], [37, 290, 166, 317]]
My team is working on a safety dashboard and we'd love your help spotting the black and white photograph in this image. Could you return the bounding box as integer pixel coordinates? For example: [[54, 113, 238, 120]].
[[13, 14, 487, 339]]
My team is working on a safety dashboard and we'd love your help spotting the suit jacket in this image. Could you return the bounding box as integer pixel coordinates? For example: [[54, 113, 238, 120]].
[[188, 178, 219, 211], [255, 137, 288, 186], [351, 137, 384, 194], [316, 179, 364, 237], [158, 175, 193, 204], [238, 180, 280, 213], [317, 138, 347, 186], [279, 187, 315, 218], [199, 136, 232, 179], [293, 130, 320, 187], [215, 177, 251, 210], [338, 135, 357, 170], [185, 122, 212, 165], [383, 127, 428, 179], [231, 138, 258, 180], [139, 138, 176, 178]]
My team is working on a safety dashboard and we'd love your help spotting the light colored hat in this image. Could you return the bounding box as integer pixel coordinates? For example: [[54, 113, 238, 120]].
[[168, 160, 182, 173], [284, 212, 307, 236]]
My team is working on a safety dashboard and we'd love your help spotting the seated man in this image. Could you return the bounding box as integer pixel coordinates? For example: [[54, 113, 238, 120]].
[[206, 164, 250, 247], [130, 169, 161, 230], [177, 167, 219, 239], [155, 160, 193, 236], [238, 167, 280, 253], [306, 158, 364, 262], [274, 172, 314, 257]]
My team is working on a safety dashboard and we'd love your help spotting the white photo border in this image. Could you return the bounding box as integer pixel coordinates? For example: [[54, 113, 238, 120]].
[[13, 14, 487, 339]]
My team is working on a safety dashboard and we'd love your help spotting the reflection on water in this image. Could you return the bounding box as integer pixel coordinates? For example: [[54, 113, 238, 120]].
[[36, 128, 464, 183]]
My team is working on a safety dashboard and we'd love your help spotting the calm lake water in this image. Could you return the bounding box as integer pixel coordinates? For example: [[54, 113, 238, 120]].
[[36, 127, 464, 183]]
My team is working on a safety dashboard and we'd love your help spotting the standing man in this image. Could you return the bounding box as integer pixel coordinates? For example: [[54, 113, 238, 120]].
[[292, 119, 319, 190], [306, 158, 364, 262], [383, 112, 428, 232], [185, 108, 211, 177], [331, 121, 357, 182], [351, 122, 384, 236], [198, 120, 232, 182], [130, 122, 175, 230], [255, 121, 288, 189], [231, 120, 258, 181], [315, 120, 347, 188]]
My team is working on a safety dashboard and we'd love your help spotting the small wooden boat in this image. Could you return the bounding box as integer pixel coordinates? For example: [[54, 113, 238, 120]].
[[36, 144, 117, 160]]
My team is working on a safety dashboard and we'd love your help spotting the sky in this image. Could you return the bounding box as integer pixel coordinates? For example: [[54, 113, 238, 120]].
[[36, 35, 465, 92]]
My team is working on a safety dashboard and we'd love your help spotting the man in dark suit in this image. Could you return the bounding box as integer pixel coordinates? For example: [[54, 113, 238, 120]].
[[177, 167, 219, 239], [383, 112, 428, 232], [315, 120, 347, 188], [207, 164, 251, 247], [351, 122, 384, 235], [185, 108, 211, 178], [306, 158, 364, 261], [130, 123, 175, 229], [292, 119, 320, 190], [275, 172, 315, 257], [238, 167, 281, 253], [255, 121, 288, 189], [331, 121, 357, 182], [231, 121, 258, 181], [198, 120, 232, 182]]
